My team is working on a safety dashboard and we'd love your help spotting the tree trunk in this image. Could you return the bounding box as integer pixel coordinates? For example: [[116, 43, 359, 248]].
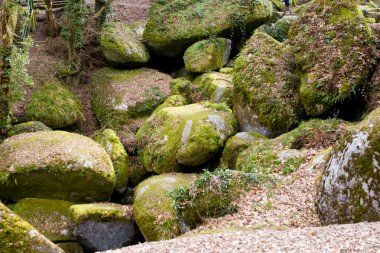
[[45, 0, 58, 37], [0, 1, 12, 134]]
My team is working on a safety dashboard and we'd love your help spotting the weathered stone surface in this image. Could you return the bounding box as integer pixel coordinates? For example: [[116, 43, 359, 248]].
[[288, 0, 376, 116], [0, 131, 115, 202], [133, 173, 195, 241], [0, 202, 65, 253], [91, 67, 172, 129], [316, 108, 380, 225], [100, 22, 149, 66], [14, 198, 75, 242], [136, 103, 237, 174], [233, 32, 302, 137], [71, 203, 138, 251], [144, 0, 273, 56], [7, 121, 51, 137]]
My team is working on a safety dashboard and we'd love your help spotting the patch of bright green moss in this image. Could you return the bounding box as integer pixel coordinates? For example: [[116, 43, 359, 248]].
[[7, 121, 51, 137]]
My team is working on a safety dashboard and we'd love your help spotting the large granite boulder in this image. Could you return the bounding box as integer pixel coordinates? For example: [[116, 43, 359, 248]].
[[94, 129, 130, 194], [25, 83, 83, 129], [133, 173, 195, 241], [0, 202, 65, 253], [71, 203, 139, 251], [91, 67, 172, 129], [0, 131, 115, 202], [288, 0, 376, 116], [184, 38, 231, 73], [100, 22, 150, 66], [136, 103, 237, 174], [143, 0, 273, 56], [315, 108, 380, 225], [233, 32, 302, 137], [14, 198, 75, 242]]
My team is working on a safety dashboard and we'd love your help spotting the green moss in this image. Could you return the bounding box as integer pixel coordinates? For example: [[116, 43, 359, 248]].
[[193, 72, 233, 106], [153, 95, 188, 113], [288, 0, 376, 116], [257, 15, 297, 42], [91, 67, 171, 129], [167, 170, 265, 229], [7, 121, 51, 137], [136, 103, 237, 173], [143, 0, 273, 56], [184, 38, 230, 73], [0, 202, 65, 253], [133, 173, 195, 241], [25, 83, 84, 129], [170, 78, 193, 101], [220, 132, 267, 169], [14, 198, 75, 242], [94, 129, 130, 194], [233, 32, 302, 135], [276, 118, 350, 149], [100, 22, 149, 66], [0, 131, 116, 202], [219, 67, 233, 74], [70, 203, 132, 223]]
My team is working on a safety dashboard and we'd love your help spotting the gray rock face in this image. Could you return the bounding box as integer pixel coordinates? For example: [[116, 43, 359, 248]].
[[74, 220, 138, 251], [316, 108, 380, 225]]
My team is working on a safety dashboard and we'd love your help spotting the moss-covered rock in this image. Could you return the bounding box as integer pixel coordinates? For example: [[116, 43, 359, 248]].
[[315, 108, 380, 225], [91, 67, 172, 129], [56, 242, 83, 253], [153, 95, 188, 113], [133, 173, 196, 241], [94, 129, 130, 194], [233, 32, 303, 137], [0, 131, 115, 202], [288, 0, 376, 116], [257, 15, 297, 42], [25, 83, 83, 129], [184, 38, 231, 73], [170, 78, 193, 102], [236, 139, 304, 175], [143, 0, 273, 56], [0, 202, 65, 253], [71, 203, 138, 251], [276, 118, 350, 150], [7, 121, 51, 137], [193, 72, 233, 106], [136, 103, 238, 174], [219, 67, 233, 74], [220, 132, 267, 170], [14, 198, 75, 242], [168, 169, 262, 230], [100, 22, 150, 67]]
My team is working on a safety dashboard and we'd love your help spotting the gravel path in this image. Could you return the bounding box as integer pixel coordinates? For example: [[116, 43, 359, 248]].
[[100, 222, 380, 253]]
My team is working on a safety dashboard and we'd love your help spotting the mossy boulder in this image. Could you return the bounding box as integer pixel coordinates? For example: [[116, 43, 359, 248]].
[[94, 129, 130, 194], [257, 15, 297, 42], [14, 198, 75, 242], [315, 108, 380, 225], [100, 22, 150, 67], [0, 131, 115, 202], [193, 72, 233, 106], [7, 121, 51, 137], [133, 173, 196, 241], [56, 242, 83, 253], [0, 202, 65, 253], [288, 0, 376, 116], [184, 38, 231, 73], [91, 67, 171, 129], [236, 139, 304, 175], [170, 78, 193, 102], [153, 95, 188, 113], [70, 203, 138, 251], [233, 32, 302, 137], [25, 83, 83, 129], [143, 0, 273, 56], [220, 132, 267, 170], [136, 103, 238, 174], [168, 170, 262, 230], [276, 118, 350, 150]]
